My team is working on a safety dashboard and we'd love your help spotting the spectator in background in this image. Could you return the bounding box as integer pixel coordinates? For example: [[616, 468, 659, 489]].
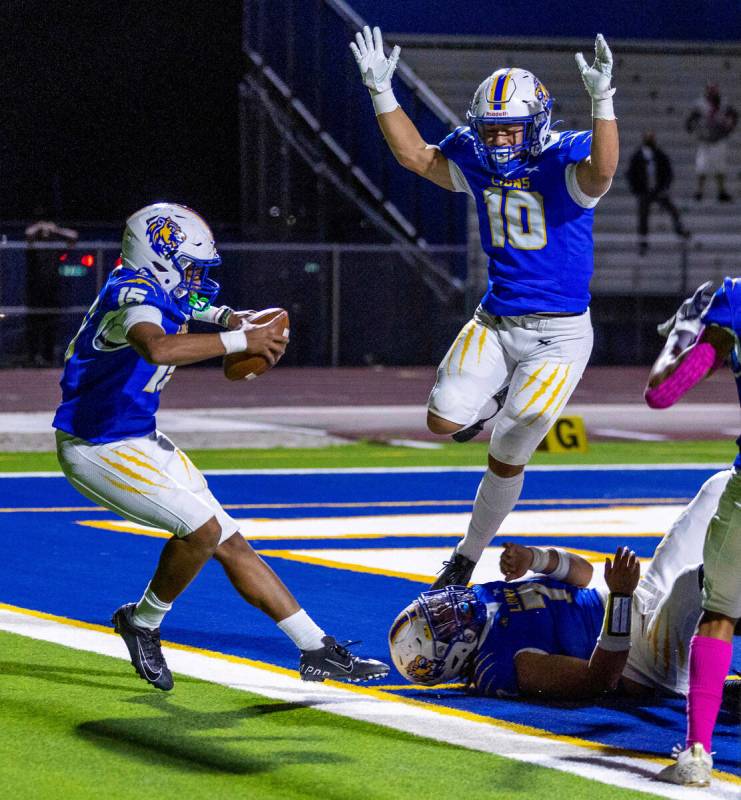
[[626, 130, 689, 255], [25, 218, 79, 366], [686, 83, 737, 203]]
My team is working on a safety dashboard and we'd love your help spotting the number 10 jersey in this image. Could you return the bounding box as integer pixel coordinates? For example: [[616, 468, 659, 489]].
[[440, 127, 599, 317]]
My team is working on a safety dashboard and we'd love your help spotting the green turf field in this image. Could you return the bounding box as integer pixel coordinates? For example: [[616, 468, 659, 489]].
[[0, 439, 734, 472], [0, 630, 665, 800]]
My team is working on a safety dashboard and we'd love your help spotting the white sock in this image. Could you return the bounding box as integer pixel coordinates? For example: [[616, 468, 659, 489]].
[[457, 469, 525, 562], [277, 609, 326, 651], [132, 583, 172, 630]]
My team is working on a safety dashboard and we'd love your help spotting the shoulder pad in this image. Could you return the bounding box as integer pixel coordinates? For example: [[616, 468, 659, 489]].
[[553, 130, 592, 160], [109, 273, 166, 309], [439, 126, 474, 156]]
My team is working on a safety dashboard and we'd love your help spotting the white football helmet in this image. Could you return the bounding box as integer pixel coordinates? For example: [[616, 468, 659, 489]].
[[388, 587, 486, 686], [121, 202, 221, 314], [466, 67, 553, 175]]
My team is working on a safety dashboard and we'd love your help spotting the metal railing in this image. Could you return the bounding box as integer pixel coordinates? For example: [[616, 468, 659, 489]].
[[241, 0, 467, 254], [0, 241, 467, 369], [1, 237, 733, 368]]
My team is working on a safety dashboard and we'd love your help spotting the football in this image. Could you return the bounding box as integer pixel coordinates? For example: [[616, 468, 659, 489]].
[[223, 307, 290, 381]]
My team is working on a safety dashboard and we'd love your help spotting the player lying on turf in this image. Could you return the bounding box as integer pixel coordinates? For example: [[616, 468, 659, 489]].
[[349, 27, 619, 591], [390, 469, 731, 706], [644, 277, 739, 786], [52, 202, 389, 690]]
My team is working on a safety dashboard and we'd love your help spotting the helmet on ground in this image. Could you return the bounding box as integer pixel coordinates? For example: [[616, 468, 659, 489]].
[[466, 67, 553, 175], [388, 586, 486, 685], [121, 203, 221, 314]]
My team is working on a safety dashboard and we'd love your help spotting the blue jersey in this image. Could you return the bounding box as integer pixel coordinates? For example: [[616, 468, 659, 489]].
[[470, 577, 604, 697], [53, 267, 187, 443], [701, 276, 741, 467], [439, 127, 595, 316]]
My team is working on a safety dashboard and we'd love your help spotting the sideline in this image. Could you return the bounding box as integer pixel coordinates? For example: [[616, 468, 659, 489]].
[[1, 602, 738, 800]]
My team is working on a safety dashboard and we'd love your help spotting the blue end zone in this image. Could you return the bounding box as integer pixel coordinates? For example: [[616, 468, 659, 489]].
[[1, 467, 739, 775]]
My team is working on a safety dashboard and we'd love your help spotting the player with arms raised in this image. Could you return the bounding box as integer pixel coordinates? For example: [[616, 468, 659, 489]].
[[350, 28, 619, 588], [644, 278, 739, 786], [53, 202, 389, 689]]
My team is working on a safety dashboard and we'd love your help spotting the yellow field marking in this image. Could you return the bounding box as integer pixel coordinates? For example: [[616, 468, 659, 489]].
[[257, 550, 433, 583], [4, 600, 738, 784], [376, 683, 465, 691], [74, 520, 668, 541], [0, 497, 692, 513]]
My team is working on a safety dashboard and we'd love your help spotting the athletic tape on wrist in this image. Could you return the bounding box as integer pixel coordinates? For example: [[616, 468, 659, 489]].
[[219, 330, 248, 354], [592, 93, 616, 120], [549, 549, 570, 581], [372, 88, 399, 115], [528, 546, 549, 573]]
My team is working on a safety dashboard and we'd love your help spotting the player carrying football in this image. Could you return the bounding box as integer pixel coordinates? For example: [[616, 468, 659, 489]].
[[52, 202, 389, 689], [349, 28, 619, 589], [643, 277, 739, 786]]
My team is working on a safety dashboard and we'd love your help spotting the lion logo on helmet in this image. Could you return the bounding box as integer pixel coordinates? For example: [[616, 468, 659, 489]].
[[405, 655, 444, 685], [146, 215, 186, 259]]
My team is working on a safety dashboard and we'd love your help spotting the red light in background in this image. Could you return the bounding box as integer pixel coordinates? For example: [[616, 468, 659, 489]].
[[81, 254, 95, 268], [58, 252, 68, 262], [114, 256, 122, 267]]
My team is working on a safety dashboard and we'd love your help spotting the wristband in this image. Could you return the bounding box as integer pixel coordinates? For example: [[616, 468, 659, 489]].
[[597, 592, 632, 651], [549, 549, 570, 581], [219, 330, 248, 354], [592, 90, 616, 121], [372, 88, 399, 116], [528, 546, 549, 573]]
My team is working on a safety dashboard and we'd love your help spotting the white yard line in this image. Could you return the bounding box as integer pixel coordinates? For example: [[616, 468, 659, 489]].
[[0, 464, 728, 478], [0, 607, 737, 800]]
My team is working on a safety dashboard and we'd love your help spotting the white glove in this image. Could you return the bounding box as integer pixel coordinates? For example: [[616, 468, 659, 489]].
[[349, 25, 400, 115], [575, 33, 616, 119]]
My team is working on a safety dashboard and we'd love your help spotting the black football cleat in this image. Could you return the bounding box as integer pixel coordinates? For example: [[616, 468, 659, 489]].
[[430, 551, 476, 590], [452, 385, 510, 443], [112, 603, 174, 691], [300, 636, 389, 683]]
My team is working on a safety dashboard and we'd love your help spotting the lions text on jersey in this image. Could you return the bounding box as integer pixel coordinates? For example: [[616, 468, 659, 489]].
[[701, 276, 741, 467], [53, 267, 188, 443], [470, 577, 604, 697], [440, 128, 596, 316]]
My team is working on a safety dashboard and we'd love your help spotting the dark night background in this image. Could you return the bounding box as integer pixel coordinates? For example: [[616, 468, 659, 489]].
[[0, 1, 243, 228]]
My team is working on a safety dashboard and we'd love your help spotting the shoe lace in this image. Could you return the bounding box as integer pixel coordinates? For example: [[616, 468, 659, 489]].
[[331, 640, 361, 659], [139, 627, 164, 662]]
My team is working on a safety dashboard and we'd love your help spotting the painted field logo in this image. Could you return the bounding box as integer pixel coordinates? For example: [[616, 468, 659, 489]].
[[146, 216, 186, 258]]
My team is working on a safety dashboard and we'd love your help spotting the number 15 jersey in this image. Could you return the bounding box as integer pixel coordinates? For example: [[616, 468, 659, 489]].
[[440, 128, 601, 317], [53, 267, 187, 443]]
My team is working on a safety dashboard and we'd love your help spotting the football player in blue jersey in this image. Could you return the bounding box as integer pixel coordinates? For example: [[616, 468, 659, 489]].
[[390, 467, 726, 701], [350, 27, 619, 590], [644, 278, 739, 786], [53, 202, 389, 690]]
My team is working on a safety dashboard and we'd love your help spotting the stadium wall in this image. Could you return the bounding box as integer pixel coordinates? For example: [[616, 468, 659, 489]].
[[343, 1, 741, 42]]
